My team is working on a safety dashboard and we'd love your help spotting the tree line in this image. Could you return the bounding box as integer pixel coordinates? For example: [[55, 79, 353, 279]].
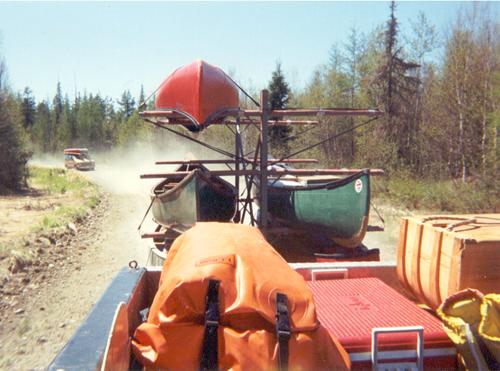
[[22, 84, 150, 152], [0, 2, 498, 192], [289, 2, 498, 184], [0, 70, 155, 190]]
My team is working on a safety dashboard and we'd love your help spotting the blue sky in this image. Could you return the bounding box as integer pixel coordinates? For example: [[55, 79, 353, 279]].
[[0, 2, 486, 103]]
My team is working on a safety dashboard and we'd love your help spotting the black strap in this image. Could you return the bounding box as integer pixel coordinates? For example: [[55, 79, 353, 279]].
[[200, 279, 220, 371], [275, 292, 291, 371]]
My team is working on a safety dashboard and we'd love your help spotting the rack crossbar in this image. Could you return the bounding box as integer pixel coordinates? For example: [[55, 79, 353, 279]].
[[140, 168, 384, 179], [154, 159, 319, 165]]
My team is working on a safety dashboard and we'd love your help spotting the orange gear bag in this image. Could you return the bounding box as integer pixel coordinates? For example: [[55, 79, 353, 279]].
[[132, 222, 350, 370]]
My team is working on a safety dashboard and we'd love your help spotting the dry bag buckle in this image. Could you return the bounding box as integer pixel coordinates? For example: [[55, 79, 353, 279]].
[[205, 320, 219, 328], [277, 329, 291, 341], [276, 294, 291, 338]]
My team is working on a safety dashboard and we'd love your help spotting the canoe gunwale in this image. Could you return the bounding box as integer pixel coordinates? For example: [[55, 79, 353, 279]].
[[149, 107, 242, 132], [202, 107, 242, 127], [150, 107, 202, 132], [268, 169, 369, 192], [151, 169, 197, 203], [151, 165, 237, 202]]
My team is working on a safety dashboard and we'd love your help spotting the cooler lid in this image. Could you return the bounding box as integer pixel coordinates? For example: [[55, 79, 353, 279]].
[[307, 278, 453, 353]]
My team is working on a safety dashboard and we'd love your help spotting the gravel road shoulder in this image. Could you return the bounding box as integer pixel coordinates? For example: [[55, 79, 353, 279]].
[[0, 188, 153, 370]]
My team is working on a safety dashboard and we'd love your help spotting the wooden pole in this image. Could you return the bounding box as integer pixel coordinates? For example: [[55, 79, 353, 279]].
[[245, 140, 261, 226], [260, 90, 269, 228], [140, 168, 384, 179], [146, 118, 319, 127], [154, 158, 319, 165], [140, 108, 383, 119], [234, 116, 241, 221], [222, 119, 319, 126], [241, 108, 384, 117]]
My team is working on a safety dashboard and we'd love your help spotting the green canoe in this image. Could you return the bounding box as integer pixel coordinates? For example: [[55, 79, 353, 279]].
[[151, 164, 237, 227], [264, 169, 370, 248]]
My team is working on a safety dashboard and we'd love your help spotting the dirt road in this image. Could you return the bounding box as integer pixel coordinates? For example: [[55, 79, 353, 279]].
[[0, 162, 157, 370]]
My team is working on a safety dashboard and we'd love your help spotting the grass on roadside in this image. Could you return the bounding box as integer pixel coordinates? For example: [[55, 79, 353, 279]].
[[28, 166, 101, 234], [0, 167, 101, 270], [29, 167, 94, 195], [39, 205, 88, 230], [373, 172, 500, 213]]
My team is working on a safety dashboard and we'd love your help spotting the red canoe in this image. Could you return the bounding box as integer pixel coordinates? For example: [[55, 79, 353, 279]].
[[155, 60, 239, 131]]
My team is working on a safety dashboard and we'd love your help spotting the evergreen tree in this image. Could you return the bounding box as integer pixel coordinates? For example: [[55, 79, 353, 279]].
[[118, 90, 135, 120], [50, 82, 63, 150], [268, 62, 292, 156], [53, 82, 63, 123], [103, 97, 118, 148], [0, 58, 30, 191], [21, 87, 36, 130], [56, 95, 73, 148], [32, 101, 52, 152], [117, 110, 151, 148], [75, 93, 107, 149], [374, 1, 420, 170], [139, 85, 145, 106]]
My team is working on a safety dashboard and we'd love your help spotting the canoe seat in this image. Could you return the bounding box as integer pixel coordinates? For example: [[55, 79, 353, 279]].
[[154, 183, 180, 194], [163, 182, 179, 190]]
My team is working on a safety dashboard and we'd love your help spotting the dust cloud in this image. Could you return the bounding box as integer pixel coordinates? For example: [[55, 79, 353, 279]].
[[29, 138, 212, 195], [28, 138, 216, 266]]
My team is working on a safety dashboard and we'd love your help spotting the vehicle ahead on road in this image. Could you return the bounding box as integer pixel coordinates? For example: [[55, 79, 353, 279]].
[[63, 148, 95, 171]]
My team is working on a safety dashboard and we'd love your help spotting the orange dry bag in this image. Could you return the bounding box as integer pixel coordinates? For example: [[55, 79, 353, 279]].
[[132, 222, 350, 370]]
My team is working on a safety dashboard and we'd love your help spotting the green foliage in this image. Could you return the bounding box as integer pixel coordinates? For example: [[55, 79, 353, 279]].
[[0, 59, 31, 192], [117, 111, 151, 147], [87, 194, 100, 209], [21, 87, 36, 129], [0, 3, 497, 215], [25, 86, 149, 152], [268, 62, 293, 156], [40, 205, 88, 229], [29, 166, 95, 195], [374, 173, 500, 212], [118, 90, 136, 120], [32, 101, 52, 152]]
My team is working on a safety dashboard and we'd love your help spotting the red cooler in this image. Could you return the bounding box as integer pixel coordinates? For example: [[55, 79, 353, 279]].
[[307, 278, 457, 370]]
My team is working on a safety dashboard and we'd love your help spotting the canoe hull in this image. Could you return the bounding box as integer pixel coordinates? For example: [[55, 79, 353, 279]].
[[155, 60, 239, 131], [265, 170, 370, 248], [151, 165, 237, 227]]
